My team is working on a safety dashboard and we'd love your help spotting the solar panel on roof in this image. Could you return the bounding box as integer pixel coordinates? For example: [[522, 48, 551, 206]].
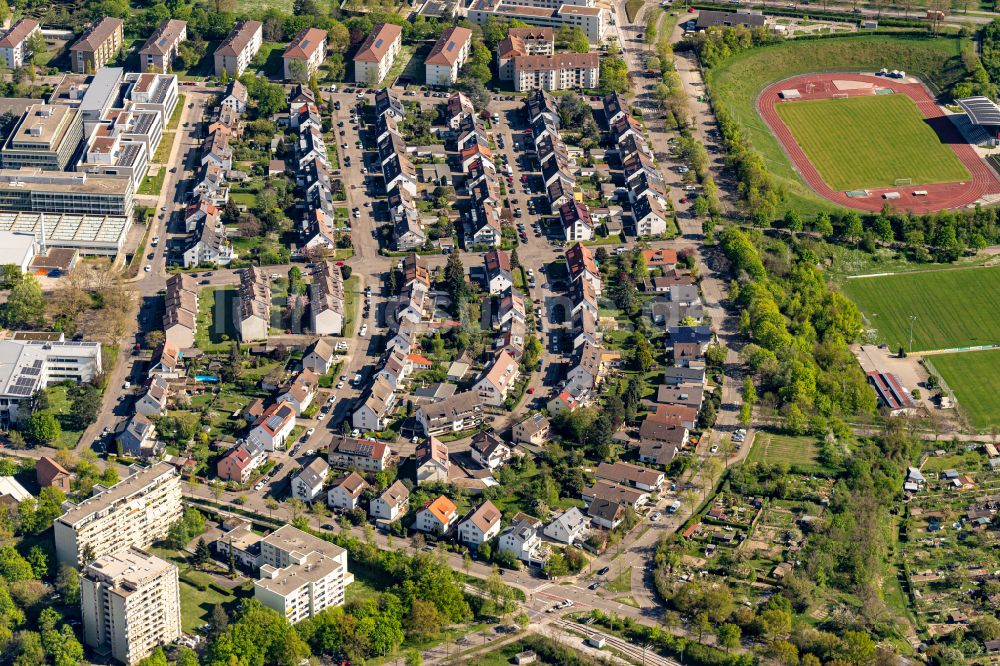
[[375, 38, 383, 48], [266, 415, 283, 429], [447, 43, 455, 51]]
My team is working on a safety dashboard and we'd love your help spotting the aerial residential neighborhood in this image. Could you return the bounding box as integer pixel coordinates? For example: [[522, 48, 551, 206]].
[[2, 0, 1000, 665]]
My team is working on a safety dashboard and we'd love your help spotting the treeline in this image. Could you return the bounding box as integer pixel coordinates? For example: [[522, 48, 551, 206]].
[[720, 227, 876, 430], [980, 19, 1000, 83], [773, 204, 999, 262]]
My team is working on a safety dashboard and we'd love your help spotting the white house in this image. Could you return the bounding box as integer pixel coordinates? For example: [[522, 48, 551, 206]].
[[276, 369, 318, 416], [457, 500, 502, 548], [247, 401, 296, 451], [414, 495, 458, 535], [291, 457, 329, 503], [474, 351, 519, 407], [302, 338, 334, 374], [543, 507, 589, 545], [327, 472, 369, 511], [370, 480, 409, 522], [470, 432, 512, 471], [483, 249, 513, 295], [352, 376, 396, 432], [415, 437, 451, 484], [498, 514, 547, 567]]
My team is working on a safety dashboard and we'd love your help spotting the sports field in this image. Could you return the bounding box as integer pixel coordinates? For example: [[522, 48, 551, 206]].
[[775, 95, 969, 191], [746, 432, 824, 472], [929, 350, 1000, 430], [842, 267, 1000, 352]]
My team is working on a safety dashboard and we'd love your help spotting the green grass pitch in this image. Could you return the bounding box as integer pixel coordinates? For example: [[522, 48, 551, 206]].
[[842, 267, 1000, 352], [775, 94, 970, 190], [929, 350, 1000, 430]]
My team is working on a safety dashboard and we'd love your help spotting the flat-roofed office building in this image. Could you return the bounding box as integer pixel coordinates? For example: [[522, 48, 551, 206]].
[[54, 462, 182, 567], [81, 548, 181, 665], [2, 104, 83, 171], [0, 169, 134, 218]]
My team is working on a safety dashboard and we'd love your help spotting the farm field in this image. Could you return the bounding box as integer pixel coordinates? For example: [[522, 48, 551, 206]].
[[842, 266, 1000, 351], [774, 95, 969, 190], [706, 34, 966, 214], [746, 431, 824, 471], [927, 350, 1000, 430]]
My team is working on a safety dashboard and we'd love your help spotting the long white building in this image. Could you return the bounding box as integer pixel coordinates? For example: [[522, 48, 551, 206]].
[[54, 462, 183, 567], [470, 0, 607, 44], [81, 548, 181, 665], [513, 52, 600, 92]]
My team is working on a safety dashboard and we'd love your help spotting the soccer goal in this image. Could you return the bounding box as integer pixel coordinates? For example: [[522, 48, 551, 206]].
[[894, 178, 913, 186]]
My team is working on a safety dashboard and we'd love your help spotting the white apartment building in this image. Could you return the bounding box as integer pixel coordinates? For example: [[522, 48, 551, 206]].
[[469, 0, 607, 44], [54, 462, 182, 567], [497, 27, 553, 80], [283, 27, 327, 81], [235, 266, 271, 341], [81, 548, 181, 665], [214, 20, 263, 78], [424, 27, 472, 86], [254, 525, 353, 624], [0, 336, 103, 427], [0, 18, 41, 70], [512, 53, 600, 92], [309, 260, 344, 336], [139, 19, 187, 73], [353, 23, 403, 85]]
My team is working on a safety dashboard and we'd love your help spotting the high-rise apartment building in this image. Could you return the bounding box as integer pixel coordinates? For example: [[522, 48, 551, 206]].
[[54, 462, 182, 567], [81, 548, 181, 665]]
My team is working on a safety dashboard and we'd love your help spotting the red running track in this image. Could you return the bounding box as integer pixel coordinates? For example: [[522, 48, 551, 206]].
[[757, 73, 1000, 213]]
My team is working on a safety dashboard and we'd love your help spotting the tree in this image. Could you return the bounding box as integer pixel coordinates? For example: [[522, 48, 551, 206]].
[[287, 59, 308, 83], [193, 538, 211, 565], [5, 274, 45, 327], [56, 564, 80, 605], [770, 640, 799, 666], [599, 56, 630, 94], [556, 25, 590, 53], [406, 599, 443, 641], [26, 411, 61, 446], [210, 603, 229, 638], [717, 623, 741, 651], [145, 330, 165, 349], [327, 21, 350, 54]]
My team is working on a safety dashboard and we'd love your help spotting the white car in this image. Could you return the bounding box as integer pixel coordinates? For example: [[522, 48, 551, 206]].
[[306, 427, 315, 437], [144, 265, 151, 272], [336, 381, 344, 389], [651, 512, 662, 522], [710, 444, 719, 453], [151, 235, 160, 245], [359, 325, 368, 337], [305, 449, 314, 456], [122, 381, 131, 390], [351, 428, 360, 438], [254, 480, 265, 491]]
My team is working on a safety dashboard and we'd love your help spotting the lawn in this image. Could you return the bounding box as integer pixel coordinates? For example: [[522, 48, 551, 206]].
[[927, 349, 1000, 430], [625, 0, 644, 21], [842, 266, 1000, 351], [153, 132, 176, 163], [46, 384, 83, 449], [604, 568, 632, 593], [706, 34, 967, 214], [168, 94, 186, 131], [342, 275, 360, 338], [138, 166, 166, 196], [196, 286, 239, 352], [774, 95, 968, 191], [746, 432, 824, 472], [237, 0, 293, 12]]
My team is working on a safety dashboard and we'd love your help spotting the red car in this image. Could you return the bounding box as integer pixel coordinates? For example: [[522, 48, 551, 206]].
[[680, 197, 687, 204], [527, 387, 535, 394], [688, 6, 695, 11]]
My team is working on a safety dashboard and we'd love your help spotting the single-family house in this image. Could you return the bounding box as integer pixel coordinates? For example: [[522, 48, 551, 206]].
[[327, 471, 369, 511], [457, 500, 503, 548]]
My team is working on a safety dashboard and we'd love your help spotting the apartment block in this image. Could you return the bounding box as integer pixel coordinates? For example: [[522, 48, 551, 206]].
[[512, 53, 600, 92], [0, 18, 41, 70], [81, 548, 181, 665], [0, 336, 102, 427], [309, 260, 344, 335], [215, 20, 263, 78], [424, 27, 472, 86], [470, 0, 606, 44], [235, 266, 271, 341], [54, 462, 183, 567], [353, 23, 403, 85], [283, 27, 327, 80], [497, 27, 553, 80], [254, 524, 353, 624], [69, 17, 125, 74], [2, 104, 83, 171], [139, 19, 187, 73]]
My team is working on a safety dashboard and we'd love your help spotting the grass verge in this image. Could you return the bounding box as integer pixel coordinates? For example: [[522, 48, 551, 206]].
[[928, 349, 1000, 430]]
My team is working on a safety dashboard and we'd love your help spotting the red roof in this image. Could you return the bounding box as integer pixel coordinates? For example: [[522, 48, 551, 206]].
[[642, 248, 678, 267]]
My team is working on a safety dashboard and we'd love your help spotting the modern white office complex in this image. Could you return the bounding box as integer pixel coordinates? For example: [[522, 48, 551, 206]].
[[0, 336, 102, 427], [254, 524, 353, 624], [469, 0, 607, 44], [81, 548, 182, 665], [54, 462, 183, 567]]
